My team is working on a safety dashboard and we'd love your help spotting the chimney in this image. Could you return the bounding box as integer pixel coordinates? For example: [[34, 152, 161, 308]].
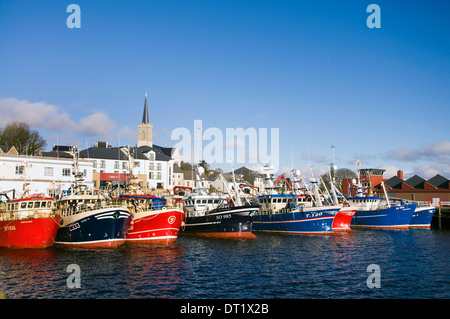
[[397, 170, 403, 180]]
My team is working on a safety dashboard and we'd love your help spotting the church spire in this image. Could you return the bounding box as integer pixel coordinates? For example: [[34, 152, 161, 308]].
[[142, 91, 149, 124]]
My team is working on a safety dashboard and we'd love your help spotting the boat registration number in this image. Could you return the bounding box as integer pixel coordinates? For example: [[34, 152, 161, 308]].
[[216, 214, 231, 220], [305, 212, 323, 218], [69, 222, 81, 232]]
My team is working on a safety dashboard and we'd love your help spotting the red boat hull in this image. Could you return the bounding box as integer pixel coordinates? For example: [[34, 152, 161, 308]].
[[126, 209, 185, 245], [332, 207, 357, 231], [0, 217, 61, 249]]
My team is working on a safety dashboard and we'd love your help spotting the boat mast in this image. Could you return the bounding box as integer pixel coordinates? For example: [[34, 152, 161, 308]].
[[230, 161, 242, 206]]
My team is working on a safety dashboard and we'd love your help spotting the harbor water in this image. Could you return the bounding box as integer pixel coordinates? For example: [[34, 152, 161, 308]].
[[0, 229, 449, 299]]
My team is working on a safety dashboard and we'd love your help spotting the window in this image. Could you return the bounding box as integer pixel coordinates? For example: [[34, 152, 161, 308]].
[[156, 163, 161, 171], [44, 167, 54, 176], [149, 152, 155, 161], [21, 202, 26, 209], [28, 202, 33, 208], [134, 161, 140, 167], [15, 165, 24, 175], [122, 162, 128, 170], [149, 163, 154, 170], [114, 161, 119, 169], [93, 161, 97, 168], [156, 172, 161, 180], [149, 172, 153, 179], [34, 202, 40, 208], [62, 168, 71, 176], [100, 160, 106, 168]]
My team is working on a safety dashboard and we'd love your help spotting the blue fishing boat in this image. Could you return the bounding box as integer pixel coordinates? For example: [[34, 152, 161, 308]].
[[347, 162, 415, 229], [348, 196, 416, 229], [253, 197, 340, 234], [54, 146, 132, 248], [253, 165, 340, 235]]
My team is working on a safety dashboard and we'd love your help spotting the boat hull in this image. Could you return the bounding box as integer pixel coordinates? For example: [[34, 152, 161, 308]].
[[0, 217, 61, 249], [182, 205, 258, 239], [55, 208, 132, 249], [253, 206, 340, 235], [332, 206, 357, 231], [351, 203, 417, 229], [126, 208, 185, 245], [410, 206, 435, 228]]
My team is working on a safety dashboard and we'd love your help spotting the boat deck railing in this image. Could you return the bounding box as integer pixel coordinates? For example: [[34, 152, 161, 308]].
[[59, 201, 128, 217], [0, 211, 59, 222]]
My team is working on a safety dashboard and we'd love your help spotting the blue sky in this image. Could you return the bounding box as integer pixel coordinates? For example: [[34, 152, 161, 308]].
[[1, 0, 449, 178]]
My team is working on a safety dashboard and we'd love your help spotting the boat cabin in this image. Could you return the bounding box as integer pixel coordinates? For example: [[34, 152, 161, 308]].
[[2, 197, 55, 220], [183, 195, 227, 216], [346, 196, 382, 211], [257, 194, 311, 214]]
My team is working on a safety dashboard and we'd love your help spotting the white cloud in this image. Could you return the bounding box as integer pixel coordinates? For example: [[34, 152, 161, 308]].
[[0, 97, 118, 141], [0, 97, 76, 131], [78, 112, 117, 138]]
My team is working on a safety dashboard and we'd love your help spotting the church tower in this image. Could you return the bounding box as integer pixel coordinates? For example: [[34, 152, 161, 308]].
[[137, 92, 153, 147]]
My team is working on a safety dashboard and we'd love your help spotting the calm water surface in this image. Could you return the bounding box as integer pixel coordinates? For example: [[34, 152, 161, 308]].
[[0, 229, 449, 299]]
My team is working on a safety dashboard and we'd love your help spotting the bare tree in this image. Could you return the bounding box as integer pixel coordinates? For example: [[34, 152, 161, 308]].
[[0, 121, 46, 155]]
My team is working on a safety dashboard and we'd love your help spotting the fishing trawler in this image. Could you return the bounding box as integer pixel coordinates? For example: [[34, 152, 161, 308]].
[[54, 146, 132, 248], [0, 189, 60, 249], [113, 146, 185, 245], [121, 194, 184, 244], [181, 166, 258, 239], [348, 162, 416, 229], [253, 165, 341, 235]]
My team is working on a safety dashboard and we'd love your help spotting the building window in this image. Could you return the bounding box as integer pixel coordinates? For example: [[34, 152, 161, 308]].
[[156, 172, 161, 180], [122, 162, 128, 170], [15, 165, 24, 175], [44, 167, 54, 176], [149, 152, 155, 161], [93, 161, 97, 168], [149, 162, 154, 170], [156, 163, 161, 171], [114, 161, 119, 169], [134, 161, 140, 167], [62, 168, 71, 176], [149, 172, 153, 179], [100, 160, 106, 168]]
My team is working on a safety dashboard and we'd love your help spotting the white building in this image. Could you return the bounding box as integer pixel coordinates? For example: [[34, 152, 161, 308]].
[[0, 152, 93, 198], [77, 93, 176, 191]]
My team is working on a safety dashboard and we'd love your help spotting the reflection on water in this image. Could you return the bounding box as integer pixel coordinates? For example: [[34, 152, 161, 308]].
[[0, 229, 449, 299]]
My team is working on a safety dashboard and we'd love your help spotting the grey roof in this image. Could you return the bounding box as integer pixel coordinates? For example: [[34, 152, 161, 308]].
[[138, 145, 171, 161], [405, 175, 426, 188], [427, 174, 449, 188], [152, 145, 174, 158], [384, 175, 403, 189], [79, 147, 129, 160], [41, 150, 73, 158], [173, 164, 183, 174]]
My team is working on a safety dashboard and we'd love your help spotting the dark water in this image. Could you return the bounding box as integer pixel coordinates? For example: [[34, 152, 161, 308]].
[[0, 229, 449, 299]]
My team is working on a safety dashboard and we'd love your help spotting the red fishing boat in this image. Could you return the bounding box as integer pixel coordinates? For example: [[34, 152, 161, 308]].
[[0, 194, 61, 249], [121, 194, 185, 245]]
